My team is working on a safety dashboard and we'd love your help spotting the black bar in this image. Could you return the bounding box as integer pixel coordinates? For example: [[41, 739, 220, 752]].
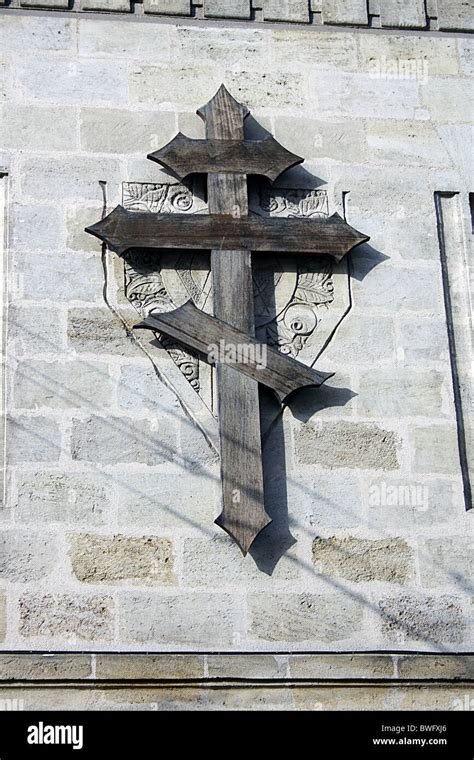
[[0, 710, 471, 758]]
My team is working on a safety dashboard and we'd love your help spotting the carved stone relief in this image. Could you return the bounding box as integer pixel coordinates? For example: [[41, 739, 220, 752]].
[[116, 181, 351, 427]]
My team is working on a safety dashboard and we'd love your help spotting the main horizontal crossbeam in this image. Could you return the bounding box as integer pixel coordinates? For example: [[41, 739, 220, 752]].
[[86, 206, 369, 261]]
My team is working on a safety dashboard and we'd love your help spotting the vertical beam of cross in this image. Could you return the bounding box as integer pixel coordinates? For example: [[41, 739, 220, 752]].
[[197, 86, 271, 554]]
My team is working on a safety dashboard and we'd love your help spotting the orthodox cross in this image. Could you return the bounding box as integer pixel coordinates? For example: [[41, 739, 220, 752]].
[[86, 85, 369, 555]]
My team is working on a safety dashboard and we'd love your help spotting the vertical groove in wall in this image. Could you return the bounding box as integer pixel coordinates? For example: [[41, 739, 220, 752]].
[[0, 171, 8, 508], [434, 192, 473, 511]]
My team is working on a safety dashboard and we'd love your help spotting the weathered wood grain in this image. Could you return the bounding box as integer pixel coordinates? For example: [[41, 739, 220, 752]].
[[135, 300, 334, 402], [85, 207, 369, 261], [148, 132, 303, 182]]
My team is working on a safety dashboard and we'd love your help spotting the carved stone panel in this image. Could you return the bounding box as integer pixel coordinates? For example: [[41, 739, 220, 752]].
[[114, 180, 351, 431]]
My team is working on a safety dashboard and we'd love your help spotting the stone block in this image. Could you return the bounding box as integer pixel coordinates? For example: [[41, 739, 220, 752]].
[[203, 0, 251, 18], [14, 359, 113, 410], [398, 654, 474, 679], [262, 0, 310, 22], [79, 17, 171, 59], [19, 252, 104, 303], [80, 108, 175, 154], [117, 471, 219, 531], [96, 685, 207, 709], [457, 38, 474, 76], [294, 420, 400, 470], [0, 17, 75, 53], [172, 26, 270, 66], [71, 415, 179, 466], [285, 372, 357, 422], [66, 205, 105, 252], [419, 537, 474, 588], [15, 471, 110, 526], [351, 263, 443, 313], [312, 536, 415, 582], [143, 0, 191, 13], [422, 79, 473, 123], [179, 417, 219, 470], [0, 687, 94, 711], [274, 116, 367, 163], [0, 593, 5, 642], [342, 168, 436, 220], [18, 58, 128, 106], [0, 60, 9, 102], [366, 120, 451, 168], [81, 0, 131, 10], [291, 684, 437, 711], [177, 112, 206, 139], [125, 156, 182, 184], [287, 473, 364, 530], [272, 29, 359, 70], [309, 72, 422, 120], [8, 305, 66, 357], [130, 65, 221, 107], [350, 218, 438, 265], [0, 105, 78, 152], [120, 592, 238, 645], [206, 686, 292, 710], [289, 653, 395, 679], [19, 593, 115, 641], [316, 314, 403, 368], [365, 478, 458, 529], [67, 308, 143, 356], [322, 0, 368, 25], [10, 204, 64, 252], [424, 0, 437, 15], [69, 533, 176, 585], [378, 593, 466, 644], [358, 33, 459, 77], [0, 654, 92, 680], [248, 592, 363, 642], [411, 425, 460, 473], [358, 368, 446, 418], [0, 529, 59, 582], [20, 0, 69, 6], [380, 0, 426, 28], [437, 0, 474, 30], [207, 654, 287, 679], [95, 654, 204, 679], [21, 155, 123, 203], [182, 536, 299, 587], [226, 70, 305, 109], [117, 362, 178, 413], [399, 318, 449, 363], [6, 416, 61, 464]]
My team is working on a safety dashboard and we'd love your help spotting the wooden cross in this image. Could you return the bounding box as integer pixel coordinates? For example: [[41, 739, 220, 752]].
[[86, 85, 369, 554]]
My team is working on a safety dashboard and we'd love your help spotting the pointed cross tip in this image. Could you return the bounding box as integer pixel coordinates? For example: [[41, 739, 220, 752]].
[[214, 512, 272, 555], [84, 221, 99, 237], [329, 212, 371, 248], [147, 132, 189, 179], [84, 205, 128, 254], [147, 131, 186, 161], [197, 84, 250, 123]]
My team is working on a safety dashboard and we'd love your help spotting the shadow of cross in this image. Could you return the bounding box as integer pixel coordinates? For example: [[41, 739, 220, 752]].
[[86, 84, 369, 555]]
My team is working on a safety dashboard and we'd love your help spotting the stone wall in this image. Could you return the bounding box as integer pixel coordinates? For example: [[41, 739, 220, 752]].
[[0, 653, 473, 710], [1, 1, 474, 32], [0, 10, 472, 657]]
